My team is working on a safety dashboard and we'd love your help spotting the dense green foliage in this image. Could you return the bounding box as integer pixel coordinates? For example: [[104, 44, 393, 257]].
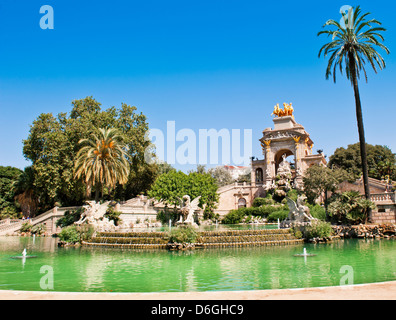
[[104, 207, 123, 226], [19, 222, 46, 235], [148, 170, 219, 216], [222, 205, 288, 224], [22, 97, 158, 214], [56, 207, 86, 228], [308, 204, 326, 220], [58, 225, 94, 244], [328, 191, 376, 224], [303, 220, 333, 239], [74, 128, 130, 201], [0, 166, 23, 218], [169, 226, 198, 244], [328, 143, 396, 181], [303, 165, 351, 205]]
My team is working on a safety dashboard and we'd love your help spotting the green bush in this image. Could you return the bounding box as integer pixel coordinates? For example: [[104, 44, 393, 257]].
[[308, 204, 326, 220], [56, 207, 85, 228], [156, 208, 180, 225], [104, 207, 122, 226], [252, 194, 275, 207], [328, 191, 376, 224], [267, 210, 289, 222], [31, 223, 45, 235], [169, 226, 198, 244], [303, 220, 333, 239], [222, 209, 245, 224], [20, 222, 32, 233], [58, 225, 94, 244], [222, 204, 288, 224]]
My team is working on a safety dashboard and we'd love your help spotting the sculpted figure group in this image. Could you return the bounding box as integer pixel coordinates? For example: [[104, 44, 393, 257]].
[[271, 103, 294, 118]]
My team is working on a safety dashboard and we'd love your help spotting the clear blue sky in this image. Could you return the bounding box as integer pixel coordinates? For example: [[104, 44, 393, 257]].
[[0, 0, 395, 172]]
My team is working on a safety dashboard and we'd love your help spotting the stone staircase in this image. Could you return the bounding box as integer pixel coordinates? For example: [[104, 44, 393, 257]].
[[83, 228, 303, 249], [0, 219, 25, 236], [0, 206, 81, 236]]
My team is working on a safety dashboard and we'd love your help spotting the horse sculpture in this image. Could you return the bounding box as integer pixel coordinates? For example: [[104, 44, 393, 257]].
[[271, 103, 294, 118]]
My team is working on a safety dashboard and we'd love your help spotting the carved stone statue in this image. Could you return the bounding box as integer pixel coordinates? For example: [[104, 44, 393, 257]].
[[280, 195, 315, 228], [75, 201, 116, 232], [177, 195, 201, 227], [277, 154, 292, 176]]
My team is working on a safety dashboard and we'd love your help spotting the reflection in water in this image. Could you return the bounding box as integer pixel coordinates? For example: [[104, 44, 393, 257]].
[[0, 237, 395, 292]]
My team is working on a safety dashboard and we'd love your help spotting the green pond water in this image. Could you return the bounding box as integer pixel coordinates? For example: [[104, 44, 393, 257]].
[[0, 236, 395, 293]]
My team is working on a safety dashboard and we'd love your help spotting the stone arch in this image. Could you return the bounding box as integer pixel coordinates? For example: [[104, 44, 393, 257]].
[[238, 197, 247, 208], [274, 149, 294, 174]]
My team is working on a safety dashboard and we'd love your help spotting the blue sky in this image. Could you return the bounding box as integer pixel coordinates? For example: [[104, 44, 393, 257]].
[[0, 0, 395, 171]]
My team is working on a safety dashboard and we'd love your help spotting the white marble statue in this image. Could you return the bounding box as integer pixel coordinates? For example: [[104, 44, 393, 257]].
[[286, 195, 315, 223], [177, 195, 201, 226], [75, 201, 116, 231]]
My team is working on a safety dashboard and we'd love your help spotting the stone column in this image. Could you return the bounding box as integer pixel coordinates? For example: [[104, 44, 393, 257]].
[[262, 140, 272, 183], [293, 136, 303, 187]]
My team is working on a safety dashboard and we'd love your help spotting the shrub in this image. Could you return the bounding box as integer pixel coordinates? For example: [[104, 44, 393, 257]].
[[222, 209, 245, 224], [252, 194, 275, 207], [104, 207, 122, 226], [267, 209, 289, 222], [156, 208, 179, 225], [58, 225, 94, 244], [222, 204, 287, 224], [31, 223, 45, 235], [308, 204, 326, 220], [169, 226, 198, 243], [56, 207, 85, 228], [328, 191, 376, 224], [303, 220, 333, 239], [58, 226, 80, 244], [20, 222, 32, 233]]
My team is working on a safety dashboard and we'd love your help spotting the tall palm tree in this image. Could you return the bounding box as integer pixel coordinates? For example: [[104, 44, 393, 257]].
[[74, 128, 130, 202], [318, 6, 390, 221]]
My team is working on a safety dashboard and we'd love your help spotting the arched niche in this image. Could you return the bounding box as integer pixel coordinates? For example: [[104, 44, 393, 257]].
[[238, 198, 247, 208], [274, 149, 294, 174]]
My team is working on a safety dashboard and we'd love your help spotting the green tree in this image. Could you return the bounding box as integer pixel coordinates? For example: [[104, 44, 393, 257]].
[[23, 97, 157, 212], [74, 128, 130, 202], [14, 166, 39, 217], [328, 143, 396, 181], [328, 191, 376, 224], [148, 170, 219, 217], [303, 165, 351, 220], [318, 6, 390, 221], [0, 166, 23, 218]]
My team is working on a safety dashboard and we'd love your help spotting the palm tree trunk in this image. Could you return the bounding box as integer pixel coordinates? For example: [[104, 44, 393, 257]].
[[349, 53, 372, 221], [95, 183, 101, 203]]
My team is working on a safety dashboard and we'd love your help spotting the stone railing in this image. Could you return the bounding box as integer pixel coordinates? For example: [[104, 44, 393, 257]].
[[0, 219, 25, 235], [0, 206, 82, 235], [370, 193, 395, 203]]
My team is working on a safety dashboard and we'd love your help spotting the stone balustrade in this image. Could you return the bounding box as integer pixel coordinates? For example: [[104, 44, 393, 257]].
[[370, 192, 395, 203]]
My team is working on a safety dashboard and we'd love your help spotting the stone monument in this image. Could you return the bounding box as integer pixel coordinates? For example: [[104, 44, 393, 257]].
[[75, 201, 116, 232], [176, 195, 201, 228], [280, 195, 316, 228]]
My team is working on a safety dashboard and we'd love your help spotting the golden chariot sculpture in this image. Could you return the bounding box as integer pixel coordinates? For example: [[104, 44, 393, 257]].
[[271, 103, 294, 118]]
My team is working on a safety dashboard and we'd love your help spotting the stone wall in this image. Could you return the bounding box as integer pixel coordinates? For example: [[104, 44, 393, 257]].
[[371, 204, 396, 224], [332, 224, 396, 239]]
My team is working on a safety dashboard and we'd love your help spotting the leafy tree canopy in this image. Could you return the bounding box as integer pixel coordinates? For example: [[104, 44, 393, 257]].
[[0, 166, 23, 218], [23, 96, 157, 213], [148, 170, 219, 214], [328, 143, 396, 181]]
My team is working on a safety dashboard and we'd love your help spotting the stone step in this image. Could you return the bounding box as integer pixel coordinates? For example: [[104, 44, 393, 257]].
[[199, 234, 296, 243]]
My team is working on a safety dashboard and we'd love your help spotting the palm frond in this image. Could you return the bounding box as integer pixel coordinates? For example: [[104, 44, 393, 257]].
[[318, 5, 389, 84]]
